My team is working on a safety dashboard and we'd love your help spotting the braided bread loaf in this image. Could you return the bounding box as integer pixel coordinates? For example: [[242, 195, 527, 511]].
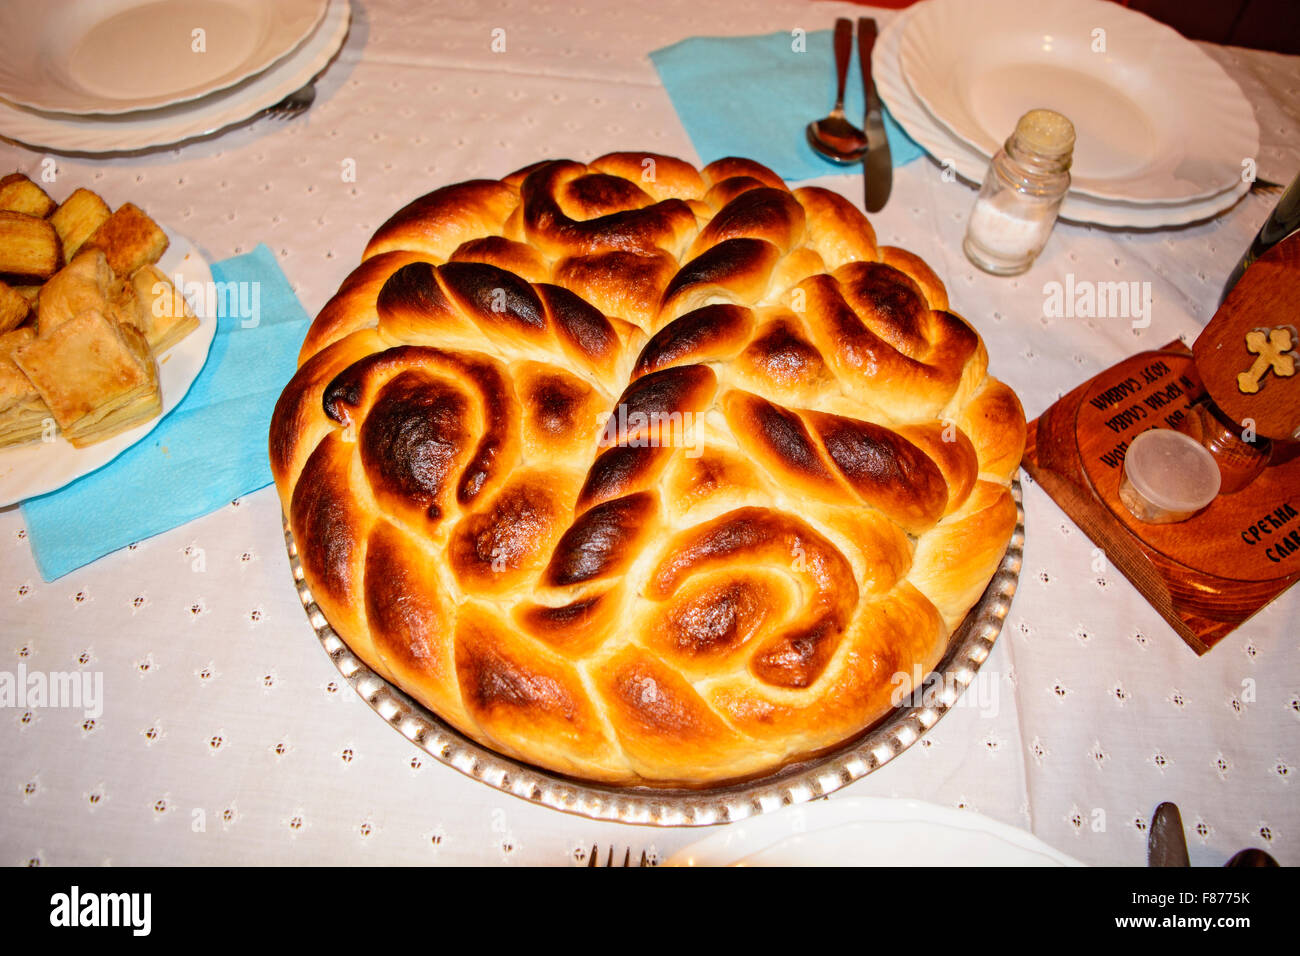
[[270, 153, 1025, 786]]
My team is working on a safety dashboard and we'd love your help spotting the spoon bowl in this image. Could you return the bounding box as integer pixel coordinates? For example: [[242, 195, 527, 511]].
[[807, 112, 869, 163]]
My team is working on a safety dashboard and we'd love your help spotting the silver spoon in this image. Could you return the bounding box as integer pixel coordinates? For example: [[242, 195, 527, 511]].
[[807, 18, 869, 164]]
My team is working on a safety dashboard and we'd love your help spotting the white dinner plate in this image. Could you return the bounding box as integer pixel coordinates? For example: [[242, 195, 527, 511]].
[[0, 0, 328, 116], [875, 6, 1250, 228], [666, 797, 1084, 867], [0, 228, 216, 508], [0, 0, 350, 154], [897, 0, 1258, 205]]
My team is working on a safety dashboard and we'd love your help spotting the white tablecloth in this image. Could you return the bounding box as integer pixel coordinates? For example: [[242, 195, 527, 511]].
[[2, 0, 1297, 867]]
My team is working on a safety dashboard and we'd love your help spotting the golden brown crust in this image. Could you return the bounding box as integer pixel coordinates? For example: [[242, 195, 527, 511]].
[[0, 174, 55, 219], [271, 154, 1025, 786], [82, 202, 168, 277], [0, 211, 61, 279], [49, 187, 111, 260], [0, 280, 29, 334]]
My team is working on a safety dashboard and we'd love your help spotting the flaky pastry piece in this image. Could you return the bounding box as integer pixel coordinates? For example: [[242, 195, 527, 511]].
[[270, 153, 1026, 787], [0, 211, 60, 280], [0, 328, 49, 447], [82, 202, 168, 278], [14, 308, 160, 448], [35, 249, 118, 337], [117, 264, 199, 353], [0, 280, 29, 334], [0, 174, 55, 219], [49, 187, 110, 260]]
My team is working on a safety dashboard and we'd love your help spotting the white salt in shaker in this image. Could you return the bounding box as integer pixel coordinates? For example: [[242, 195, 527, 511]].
[[963, 109, 1075, 276]]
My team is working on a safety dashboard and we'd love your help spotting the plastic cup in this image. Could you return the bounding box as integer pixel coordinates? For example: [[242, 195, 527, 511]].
[[1119, 428, 1222, 524]]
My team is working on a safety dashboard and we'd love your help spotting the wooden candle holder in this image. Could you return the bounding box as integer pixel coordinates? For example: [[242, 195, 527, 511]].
[[1023, 344, 1300, 653], [1023, 233, 1300, 654]]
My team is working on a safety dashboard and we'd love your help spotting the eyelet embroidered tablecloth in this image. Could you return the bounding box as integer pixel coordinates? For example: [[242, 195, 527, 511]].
[[1, 0, 1297, 866]]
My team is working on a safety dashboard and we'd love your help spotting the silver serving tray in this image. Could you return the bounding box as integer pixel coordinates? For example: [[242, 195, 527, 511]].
[[283, 478, 1023, 826]]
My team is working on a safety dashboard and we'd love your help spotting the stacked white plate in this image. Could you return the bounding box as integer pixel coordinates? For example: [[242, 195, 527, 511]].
[[876, 0, 1260, 228], [667, 798, 1084, 866], [0, 0, 351, 153]]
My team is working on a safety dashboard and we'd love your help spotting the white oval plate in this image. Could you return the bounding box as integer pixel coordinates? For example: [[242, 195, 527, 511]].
[[0, 0, 327, 116], [0, 0, 349, 154], [666, 797, 1084, 866], [0, 228, 215, 508], [875, 5, 1250, 228], [897, 0, 1258, 205]]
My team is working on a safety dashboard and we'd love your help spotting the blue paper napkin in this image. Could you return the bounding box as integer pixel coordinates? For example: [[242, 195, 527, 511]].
[[21, 243, 311, 581], [650, 29, 923, 183]]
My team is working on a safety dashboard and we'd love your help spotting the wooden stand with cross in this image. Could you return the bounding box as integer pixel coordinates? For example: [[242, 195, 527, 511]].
[[1023, 232, 1300, 653]]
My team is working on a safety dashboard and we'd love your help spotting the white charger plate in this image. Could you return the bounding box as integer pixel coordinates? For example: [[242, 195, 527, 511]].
[[0, 0, 350, 154], [897, 0, 1258, 205], [0, 0, 328, 116], [666, 797, 1084, 866], [0, 228, 215, 508], [875, 5, 1250, 228]]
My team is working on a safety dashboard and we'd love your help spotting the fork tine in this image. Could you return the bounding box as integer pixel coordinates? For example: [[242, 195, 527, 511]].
[[263, 83, 316, 121], [586, 844, 649, 866]]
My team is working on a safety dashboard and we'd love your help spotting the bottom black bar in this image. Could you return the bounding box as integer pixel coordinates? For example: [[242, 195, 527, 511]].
[[1, 864, 1293, 942]]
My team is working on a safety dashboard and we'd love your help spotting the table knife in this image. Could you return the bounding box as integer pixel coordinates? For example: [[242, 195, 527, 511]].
[[858, 17, 892, 213], [1147, 801, 1190, 867]]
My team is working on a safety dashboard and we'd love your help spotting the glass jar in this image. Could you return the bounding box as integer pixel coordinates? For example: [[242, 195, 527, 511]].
[[963, 109, 1074, 276]]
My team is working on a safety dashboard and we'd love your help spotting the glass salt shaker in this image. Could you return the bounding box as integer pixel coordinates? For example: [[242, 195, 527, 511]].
[[963, 109, 1075, 276]]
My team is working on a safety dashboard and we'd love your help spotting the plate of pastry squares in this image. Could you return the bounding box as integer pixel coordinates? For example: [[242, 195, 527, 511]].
[[0, 173, 214, 507]]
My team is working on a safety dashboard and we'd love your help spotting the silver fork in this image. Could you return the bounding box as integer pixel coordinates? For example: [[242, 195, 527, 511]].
[[587, 844, 653, 867], [262, 82, 317, 121]]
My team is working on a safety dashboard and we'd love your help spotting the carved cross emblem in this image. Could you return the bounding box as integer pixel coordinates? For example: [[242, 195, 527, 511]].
[[1237, 326, 1298, 395]]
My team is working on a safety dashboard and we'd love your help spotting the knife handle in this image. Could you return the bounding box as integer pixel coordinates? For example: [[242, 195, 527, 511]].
[[833, 18, 853, 111], [857, 17, 878, 103]]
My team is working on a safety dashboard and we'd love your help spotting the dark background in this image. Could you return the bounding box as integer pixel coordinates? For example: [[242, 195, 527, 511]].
[[1129, 0, 1300, 55], [862, 0, 1300, 55]]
